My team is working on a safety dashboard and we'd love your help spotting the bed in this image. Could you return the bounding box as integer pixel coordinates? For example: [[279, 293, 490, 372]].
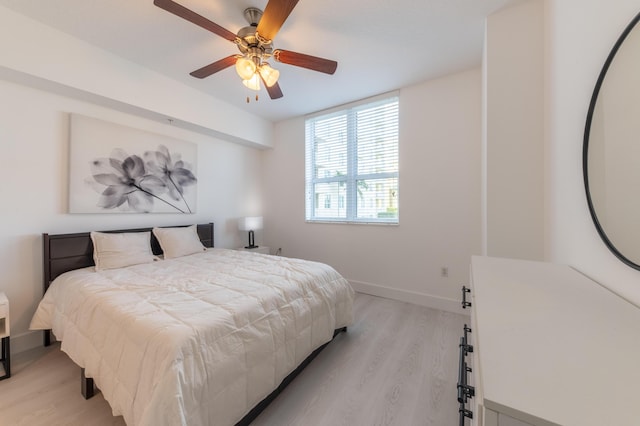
[[31, 223, 354, 426]]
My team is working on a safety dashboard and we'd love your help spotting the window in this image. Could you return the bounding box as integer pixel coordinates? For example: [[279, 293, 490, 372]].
[[305, 94, 399, 223]]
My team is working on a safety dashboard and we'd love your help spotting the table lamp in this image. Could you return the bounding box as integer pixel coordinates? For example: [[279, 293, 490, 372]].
[[238, 216, 263, 249]]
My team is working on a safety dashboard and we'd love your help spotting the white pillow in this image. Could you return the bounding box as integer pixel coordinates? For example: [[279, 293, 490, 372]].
[[90, 231, 156, 271], [153, 225, 206, 259]]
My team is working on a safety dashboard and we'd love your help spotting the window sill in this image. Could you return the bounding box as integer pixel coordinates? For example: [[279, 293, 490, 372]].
[[305, 220, 399, 226]]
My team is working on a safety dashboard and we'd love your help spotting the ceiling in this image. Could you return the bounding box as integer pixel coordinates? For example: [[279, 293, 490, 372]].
[[0, 0, 521, 122]]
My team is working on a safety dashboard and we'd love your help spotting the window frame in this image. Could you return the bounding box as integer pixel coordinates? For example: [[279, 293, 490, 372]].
[[305, 92, 399, 225]]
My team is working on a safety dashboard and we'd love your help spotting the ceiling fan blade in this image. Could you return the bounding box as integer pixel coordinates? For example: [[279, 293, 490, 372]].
[[260, 74, 284, 99], [190, 56, 238, 79], [256, 0, 300, 42], [274, 50, 338, 75], [154, 0, 237, 42]]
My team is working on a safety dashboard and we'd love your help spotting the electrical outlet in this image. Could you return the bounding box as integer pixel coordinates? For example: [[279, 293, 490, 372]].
[[441, 267, 449, 277]]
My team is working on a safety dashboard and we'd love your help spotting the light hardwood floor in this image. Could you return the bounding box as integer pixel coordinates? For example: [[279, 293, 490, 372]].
[[0, 293, 468, 426]]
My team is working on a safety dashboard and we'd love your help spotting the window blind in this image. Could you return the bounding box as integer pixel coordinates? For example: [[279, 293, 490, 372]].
[[305, 95, 399, 223]]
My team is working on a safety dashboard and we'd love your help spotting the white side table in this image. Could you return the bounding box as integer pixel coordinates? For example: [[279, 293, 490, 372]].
[[0, 292, 10, 380], [236, 246, 270, 255]]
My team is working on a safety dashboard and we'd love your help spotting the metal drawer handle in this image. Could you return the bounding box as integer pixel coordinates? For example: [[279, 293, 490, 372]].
[[461, 286, 472, 309], [461, 324, 473, 355], [459, 405, 473, 425]]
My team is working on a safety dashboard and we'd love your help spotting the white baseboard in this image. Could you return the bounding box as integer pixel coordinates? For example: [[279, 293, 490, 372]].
[[9, 330, 46, 354], [349, 280, 470, 316]]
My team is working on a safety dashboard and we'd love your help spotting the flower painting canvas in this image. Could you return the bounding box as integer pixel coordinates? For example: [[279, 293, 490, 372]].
[[69, 114, 197, 214]]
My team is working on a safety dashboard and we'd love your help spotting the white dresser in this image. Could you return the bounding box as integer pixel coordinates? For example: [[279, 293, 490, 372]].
[[466, 256, 640, 426]]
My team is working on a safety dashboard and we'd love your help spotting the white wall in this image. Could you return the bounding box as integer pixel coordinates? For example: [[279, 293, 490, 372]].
[[0, 80, 264, 353], [547, 0, 640, 305], [262, 69, 482, 313], [483, 0, 545, 260]]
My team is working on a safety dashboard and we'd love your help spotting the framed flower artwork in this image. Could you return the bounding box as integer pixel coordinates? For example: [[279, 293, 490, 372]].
[[69, 114, 197, 214]]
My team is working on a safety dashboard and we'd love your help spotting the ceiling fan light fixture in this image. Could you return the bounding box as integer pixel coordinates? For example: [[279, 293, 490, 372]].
[[259, 63, 280, 87], [235, 56, 256, 80], [243, 73, 261, 91], [154, 1, 337, 101]]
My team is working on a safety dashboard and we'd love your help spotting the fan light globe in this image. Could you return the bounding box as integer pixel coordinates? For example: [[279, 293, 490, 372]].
[[259, 63, 280, 87], [243, 73, 261, 91], [235, 56, 256, 80]]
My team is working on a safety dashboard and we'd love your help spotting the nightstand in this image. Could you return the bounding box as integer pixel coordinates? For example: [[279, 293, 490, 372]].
[[0, 292, 10, 380], [237, 246, 270, 255]]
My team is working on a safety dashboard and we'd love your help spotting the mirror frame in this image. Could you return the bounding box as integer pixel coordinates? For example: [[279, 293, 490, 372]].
[[583, 10, 640, 271]]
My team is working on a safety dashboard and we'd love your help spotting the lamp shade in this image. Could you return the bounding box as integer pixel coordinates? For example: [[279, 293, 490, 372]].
[[258, 63, 280, 87], [242, 73, 261, 91], [235, 56, 256, 80], [238, 216, 263, 231]]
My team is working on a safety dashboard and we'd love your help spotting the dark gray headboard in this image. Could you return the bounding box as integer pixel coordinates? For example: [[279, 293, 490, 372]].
[[42, 223, 214, 293]]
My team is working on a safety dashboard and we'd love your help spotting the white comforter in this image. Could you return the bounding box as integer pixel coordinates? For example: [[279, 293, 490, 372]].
[[30, 248, 354, 426]]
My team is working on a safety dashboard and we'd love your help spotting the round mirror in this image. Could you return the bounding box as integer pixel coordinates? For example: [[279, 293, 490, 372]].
[[584, 11, 640, 270]]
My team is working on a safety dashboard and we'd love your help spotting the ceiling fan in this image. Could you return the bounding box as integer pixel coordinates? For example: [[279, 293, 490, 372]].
[[153, 0, 338, 101]]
